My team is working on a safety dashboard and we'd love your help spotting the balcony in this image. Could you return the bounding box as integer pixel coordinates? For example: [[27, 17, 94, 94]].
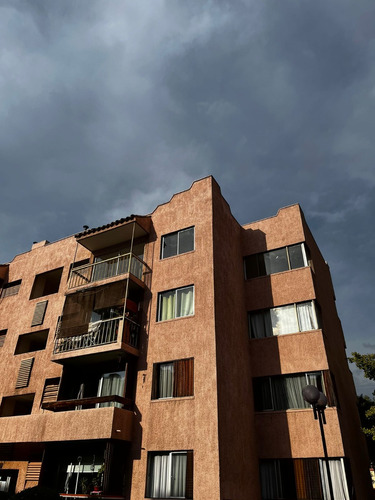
[[0, 406, 133, 443], [68, 253, 151, 289], [42, 394, 133, 412], [53, 316, 139, 356]]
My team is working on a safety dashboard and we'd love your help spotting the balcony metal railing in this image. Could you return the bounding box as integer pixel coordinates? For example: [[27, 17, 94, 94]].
[[68, 252, 149, 289], [42, 394, 134, 412], [53, 316, 139, 354]]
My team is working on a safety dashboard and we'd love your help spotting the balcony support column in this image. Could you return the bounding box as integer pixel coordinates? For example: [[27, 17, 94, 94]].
[[121, 222, 136, 331]]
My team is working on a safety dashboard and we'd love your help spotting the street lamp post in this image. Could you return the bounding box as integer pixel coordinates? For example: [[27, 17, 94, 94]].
[[302, 385, 334, 500]]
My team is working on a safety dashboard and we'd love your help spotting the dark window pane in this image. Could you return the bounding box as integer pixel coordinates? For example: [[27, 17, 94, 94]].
[[244, 255, 259, 279], [162, 233, 178, 259], [288, 244, 306, 269], [254, 378, 273, 411], [178, 228, 194, 254], [279, 459, 297, 498], [264, 248, 289, 275]]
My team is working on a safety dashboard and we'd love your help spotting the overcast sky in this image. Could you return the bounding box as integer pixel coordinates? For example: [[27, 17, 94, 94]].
[[1, 0, 374, 395]]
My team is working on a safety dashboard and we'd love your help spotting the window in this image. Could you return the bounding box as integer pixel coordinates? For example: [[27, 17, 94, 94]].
[[0, 330, 7, 348], [96, 370, 126, 408], [146, 451, 193, 499], [0, 280, 21, 298], [259, 458, 350, 500], [30, 267, 63, 299], [157, 286, 194, 321], [0, 394, 35, 417], [15, 329, 49, 354], [253, 371, 336, 411], [152, 358, 194, 399], [249, 301, 321, 338], [161, 227, 194, 259], [244, 243, 311, 279]]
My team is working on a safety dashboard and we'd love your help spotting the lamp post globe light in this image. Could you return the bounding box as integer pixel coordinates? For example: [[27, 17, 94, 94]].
[[302, 385, 334, 499]]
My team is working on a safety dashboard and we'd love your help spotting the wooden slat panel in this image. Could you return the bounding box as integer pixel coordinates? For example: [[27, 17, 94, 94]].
[[31, 301, 48, 327], [323, 370, 337, 407], [174, 358, 194, 398], [25, 462, 42, 481], [41, 378, 60, 404], [15, 358, 34, 388]]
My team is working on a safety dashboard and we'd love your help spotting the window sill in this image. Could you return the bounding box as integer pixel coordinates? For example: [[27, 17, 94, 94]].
[[160, 249, 195, 262], [249, 329, 322, 340], [255, 407, 336, 415], [151, 396, 195, 403], [245, 265, 311, 281], [156, 314, 195, 324]]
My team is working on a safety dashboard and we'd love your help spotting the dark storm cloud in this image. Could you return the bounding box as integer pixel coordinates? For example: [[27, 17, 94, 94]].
[[0, 0, 374, 393]]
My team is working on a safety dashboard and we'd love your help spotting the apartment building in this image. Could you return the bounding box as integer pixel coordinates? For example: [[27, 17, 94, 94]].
[[0, 176, 372, 499]]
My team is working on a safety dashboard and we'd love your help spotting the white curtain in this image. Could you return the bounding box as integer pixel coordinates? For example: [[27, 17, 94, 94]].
[[149, 454, 170, 498], [148, 453, 187, 498], [176, 287, 194, 317], [271, 305, 299, 335], [97, 371, 125, 408], [273, 374, 307, 410], [0, 478, 10, 493], [306, 371, 322, 390], [297, 301, 317, 331], [171, 453, 187, 497], [319, 458, 350, 500], [160, 290, 175, 321], [159, 363, 174, 398]]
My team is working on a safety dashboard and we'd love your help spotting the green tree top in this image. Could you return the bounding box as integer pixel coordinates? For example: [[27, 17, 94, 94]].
[[349, 352, 375, 383]]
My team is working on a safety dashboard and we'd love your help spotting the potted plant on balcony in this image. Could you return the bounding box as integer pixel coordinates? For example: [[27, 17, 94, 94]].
[[91, 464, 105, 493]]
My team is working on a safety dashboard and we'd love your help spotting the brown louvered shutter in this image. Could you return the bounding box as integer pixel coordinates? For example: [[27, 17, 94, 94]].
[[294, 459, 307, 498], [185, 450, 194, 499], [174, 358, 194, 397], [25, 462, 42, 482], [323, 370, 337, 407], [41, 378, 60, 404], [16, 358, 34, 388], [294, 459, 323, 499], [31, 301, 48, 327]]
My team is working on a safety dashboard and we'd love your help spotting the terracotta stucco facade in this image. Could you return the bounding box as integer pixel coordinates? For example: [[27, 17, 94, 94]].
[[0, 176, 372, 499]]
